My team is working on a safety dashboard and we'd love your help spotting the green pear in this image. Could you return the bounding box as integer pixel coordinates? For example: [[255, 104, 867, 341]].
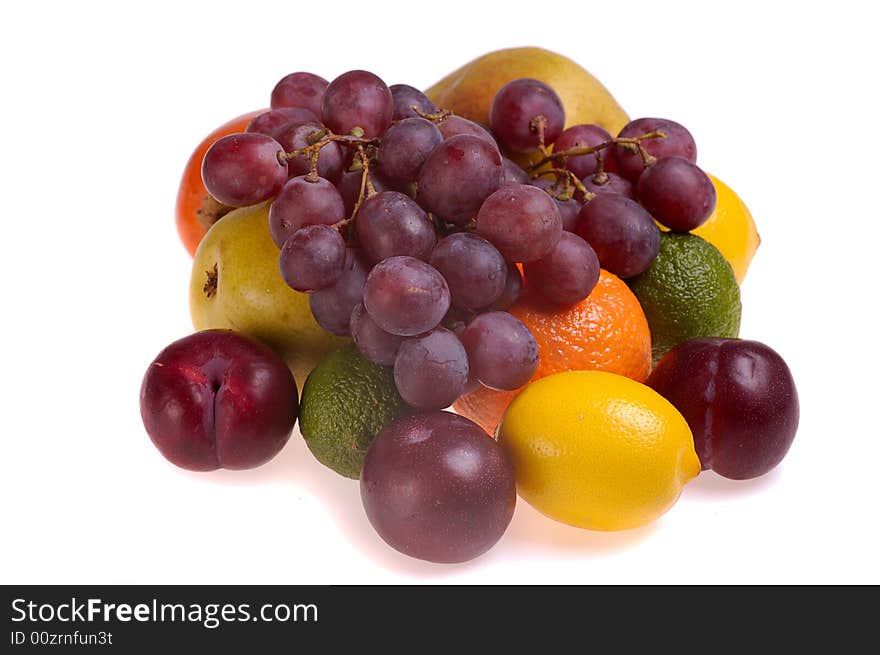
[[190, 202, 347, 386]]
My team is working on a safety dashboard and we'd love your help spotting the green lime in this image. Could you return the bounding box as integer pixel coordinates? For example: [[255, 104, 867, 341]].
[[299, 343, 411, 479], [629, 232, 741, 363]]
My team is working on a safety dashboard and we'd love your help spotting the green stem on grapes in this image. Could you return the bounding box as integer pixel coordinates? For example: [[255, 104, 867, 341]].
[[525, 130, 667, 172], [413, 107, 453, 122], [532, 168, 595, 203]]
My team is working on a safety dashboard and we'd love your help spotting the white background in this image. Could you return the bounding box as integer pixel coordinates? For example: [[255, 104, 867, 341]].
[[1, 0, 878, 584]]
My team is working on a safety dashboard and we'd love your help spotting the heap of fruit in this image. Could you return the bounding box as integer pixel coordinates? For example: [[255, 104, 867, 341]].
[[146, 48, 796, 564]]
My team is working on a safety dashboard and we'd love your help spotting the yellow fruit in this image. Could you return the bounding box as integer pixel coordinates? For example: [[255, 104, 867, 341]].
[[426, 47, 629, 137], [189, 202, 347, 387], [691, 174, 760, 283], [498, 370, 700, 531]]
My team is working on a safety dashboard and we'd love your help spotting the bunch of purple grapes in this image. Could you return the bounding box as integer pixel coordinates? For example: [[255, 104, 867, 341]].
[[200, 69, 716, 411]]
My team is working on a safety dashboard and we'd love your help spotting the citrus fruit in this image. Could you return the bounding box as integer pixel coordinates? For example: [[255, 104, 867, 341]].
[[629, 232, 741, 364], [498, 370, 701, 531], [691, 174, 760, 284], [299, 344, 411, 479], [453, 269, 651, 434]]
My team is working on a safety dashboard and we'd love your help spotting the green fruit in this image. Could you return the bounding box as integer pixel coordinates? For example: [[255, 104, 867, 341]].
[[189, 202, 346, 387], [629, 233, 741, 363], [299, 344, 411, 479]]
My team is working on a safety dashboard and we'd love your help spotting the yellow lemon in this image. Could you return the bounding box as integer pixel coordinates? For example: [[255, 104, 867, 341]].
[[497, 370, 700, 531], [692, 174, 760, 284]]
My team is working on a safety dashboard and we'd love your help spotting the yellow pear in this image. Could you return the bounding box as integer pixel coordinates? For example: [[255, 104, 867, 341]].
[[189, 202, 347, 386], [426, 46, 629, 137]]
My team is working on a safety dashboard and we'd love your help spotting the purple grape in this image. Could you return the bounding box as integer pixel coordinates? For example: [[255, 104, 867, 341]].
[[278, 225, 345, 293], [523, 232, 600, 305], [393, 328, 468, 409], [488, 262, 523, 311], [276, 121, 344, 183], [530, 177, 582, 231], [637, 156, 717, 232], [476, 183, 562, 262], [430, 233, 506, 311], [308, 248, 369, 335], [390, 84, 437, 121], [376, 117, 443, 187], [647, 338, 799, 480], [201, 133, 288, 207], [360, 411, 516, 563], [350, 302, 403, 366], [437, 115, 498, 146], [363, 256, 450, 336], [460, 311, 538, 391], [579, 171, 635, 200], [501, 157, 530, 185], [268, 175, 344, 248], [575, 194, 660, 278], [355, 191, 437, 263], [270, 72, 329, 116], [613, 117, 697, 181], [321, 70, 393, 138], [336, 169, 389, 219], [553, 124, 613, 179], [489, 78, 565, 152], [417, 134, 503, 225], [246, 107, 318, 139]]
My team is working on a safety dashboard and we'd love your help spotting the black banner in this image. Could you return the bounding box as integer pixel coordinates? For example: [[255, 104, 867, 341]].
[[0, 585, 868, 651]]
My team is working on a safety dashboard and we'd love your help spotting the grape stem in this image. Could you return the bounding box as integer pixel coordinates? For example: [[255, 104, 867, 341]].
[[413, 107, 453, 122], [533, 168, 595, 202], [525, 130, 667, 172], [278, 130, 379, 181]]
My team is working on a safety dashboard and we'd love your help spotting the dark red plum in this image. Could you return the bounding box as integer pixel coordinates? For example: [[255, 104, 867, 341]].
[[140, 330, 298, 471], [360, 412, 516, 563], [647, 338, 799, 480]]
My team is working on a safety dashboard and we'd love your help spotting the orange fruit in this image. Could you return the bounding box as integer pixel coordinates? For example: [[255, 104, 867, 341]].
[[454, 269, 652, 433]]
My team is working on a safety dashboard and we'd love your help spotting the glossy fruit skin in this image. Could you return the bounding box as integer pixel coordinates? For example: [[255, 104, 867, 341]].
[[246, 107, 317, 138], [629, 233, 741, 364], [523, 232, 600, 305], [579, 171, 634, 200], [436, 115, 498, 146], [360, 412, 516, 563], [354, 191, 436, 264], [476, 184, 563, 263], [647, 338, 799, 480], [417, 134, 503, 225], [554, 124, 612, 179], [454, 270, 651, 434], [377, 117, 443, 187], [278, 224, 345, 293], [613, 117, 697, 181], [489, 78, 565, 152], [321, 70, 393, 138], [498, 370, 700, 531], [459, 311, 539, 391], [690, 173, 760, 283], [350, 302, 403, 366], [426, 47, 629, 138], [176, 110, 263, 257], [277, 121, 344, 182], [390, 83, 437, 121], [309, 247, 369, 336], [429, 232, 507, 311], [268, 175, 345, 249], [140, 330, 298, 471], [393, 328, 469, 410], [637, 157, 716, 232], [270, 72, 328, 115], [363, 256, 450, 336], [189, 203, 346, 386], [575, 194, 660, 278], [201, 133, 288, 207], [299, 343, 410, 479]]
